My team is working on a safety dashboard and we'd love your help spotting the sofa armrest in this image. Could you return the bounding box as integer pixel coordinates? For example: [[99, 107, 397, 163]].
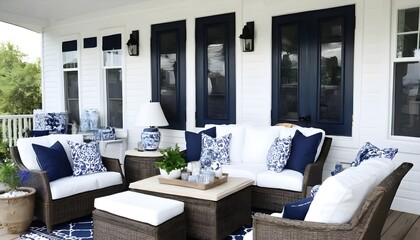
[[102, 156, 123, 174], [10, 146, 53, 202], [252, 212, 355, 240], [301, 137, 332, 196]]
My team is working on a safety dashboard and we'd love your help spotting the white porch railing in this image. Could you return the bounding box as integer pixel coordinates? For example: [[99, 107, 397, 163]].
[[0, 114, 33, 147]]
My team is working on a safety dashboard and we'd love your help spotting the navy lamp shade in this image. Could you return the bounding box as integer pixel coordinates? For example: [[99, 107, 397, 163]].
[[135, 102, 169, 151]]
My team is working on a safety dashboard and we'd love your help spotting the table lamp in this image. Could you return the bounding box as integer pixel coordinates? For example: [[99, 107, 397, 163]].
[[135, 102, 169, 151]]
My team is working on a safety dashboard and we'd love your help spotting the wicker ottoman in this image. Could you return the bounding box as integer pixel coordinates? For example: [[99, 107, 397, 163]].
[[93, 191, 185, 240]]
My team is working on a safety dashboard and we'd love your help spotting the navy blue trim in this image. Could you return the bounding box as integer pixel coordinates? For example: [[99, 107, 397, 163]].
[[195, 13, 236, 127], [62, 40, 77, 52], [151, 20, 186, 130], [272, 5, 354, 136]]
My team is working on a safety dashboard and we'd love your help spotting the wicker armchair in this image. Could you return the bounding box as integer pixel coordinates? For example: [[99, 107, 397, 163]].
[[252, 137, 332, 212], [10, 146, 126, 232], [251, 162, 413, 240]]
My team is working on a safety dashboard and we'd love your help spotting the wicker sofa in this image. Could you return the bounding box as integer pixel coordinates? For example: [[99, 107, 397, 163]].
[[248, 162, 412, 240], [201, 124, 332, 212], [10, 134, 126, 232]]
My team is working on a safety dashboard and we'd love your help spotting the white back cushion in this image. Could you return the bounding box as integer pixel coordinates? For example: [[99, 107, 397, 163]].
[[16, 134, 84, 170], [214, 124, 246, 164], [17, 135, 50, 170], [242, 125, 281, 164], [305, 158, 394, 224], [278, 126, 325, 162]]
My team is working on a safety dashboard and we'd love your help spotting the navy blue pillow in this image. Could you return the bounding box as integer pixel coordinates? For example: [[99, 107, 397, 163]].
[[32, 141, 73, 181], [185, 127, 216, 162], [30, 130, 50, 137], [285, 130, 322, 174], [283, 197, 313, 220]]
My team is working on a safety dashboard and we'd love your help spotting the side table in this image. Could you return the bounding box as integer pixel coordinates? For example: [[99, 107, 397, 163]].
[[124, 149, 162, 186]]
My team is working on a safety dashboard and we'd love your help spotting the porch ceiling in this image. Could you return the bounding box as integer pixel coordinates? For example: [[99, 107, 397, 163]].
[[0, 0, 147, 33]]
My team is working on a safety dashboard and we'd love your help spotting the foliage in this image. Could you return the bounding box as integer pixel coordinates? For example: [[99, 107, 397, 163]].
[[0, 162, 29, 191], [155, 144, 187, 174], [0, 41, 42, 114]]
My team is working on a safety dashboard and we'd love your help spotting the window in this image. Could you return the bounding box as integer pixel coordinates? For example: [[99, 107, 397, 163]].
[[272, 5, 355, 136], [102, 34, 123, 128], [62, 40, 79, 125], [196, 13, 236, 127], [392, 4, 420, 137], [151, 20, 186, 130]]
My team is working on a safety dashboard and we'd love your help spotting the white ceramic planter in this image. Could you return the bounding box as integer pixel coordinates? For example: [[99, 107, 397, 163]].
[[159, 168, 181, 179]]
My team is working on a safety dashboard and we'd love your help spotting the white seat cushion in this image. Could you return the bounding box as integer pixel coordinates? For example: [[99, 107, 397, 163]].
[[94, 191, 184, 226], [222, 163, 266, 184], [256, 169, 303, 192], [305, 158, 394, 224], [50, 171, 122, 200]]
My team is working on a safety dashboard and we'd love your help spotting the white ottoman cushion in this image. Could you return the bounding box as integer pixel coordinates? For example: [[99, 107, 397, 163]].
[[95, 191, 184, 226]]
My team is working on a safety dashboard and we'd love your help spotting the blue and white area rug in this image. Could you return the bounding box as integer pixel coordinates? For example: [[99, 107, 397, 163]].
[[20, 216, 251, 240]]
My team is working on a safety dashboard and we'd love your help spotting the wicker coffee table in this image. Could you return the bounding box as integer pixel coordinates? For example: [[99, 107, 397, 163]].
[[129, 176, 254, 240]]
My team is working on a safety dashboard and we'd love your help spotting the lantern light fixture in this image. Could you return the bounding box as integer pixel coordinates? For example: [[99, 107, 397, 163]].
[[239, 22, 254, 52], [126, 30, 139, 56]]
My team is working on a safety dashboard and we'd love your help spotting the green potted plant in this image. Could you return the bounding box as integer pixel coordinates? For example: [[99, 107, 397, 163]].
[[0, 161, 36, 234], [155, 144, 187, 179]]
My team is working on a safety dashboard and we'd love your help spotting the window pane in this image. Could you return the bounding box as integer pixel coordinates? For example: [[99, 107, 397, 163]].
[[279, 24, 299, 120], [393, 62, 420, 137], [159, 31, 177, 120], [106, 68, 122, 128], [207, 24, 227, 120], [319, 18, 343, 123], [64, 71, 79, 124], [63, 51, 77, 68], [397, 8, 419, 33], [103, 50, 122, 67], [397, 34, 418, 58]]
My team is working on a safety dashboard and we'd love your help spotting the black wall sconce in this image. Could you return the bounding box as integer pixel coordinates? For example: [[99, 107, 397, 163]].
[[126, 30, 139, 56], [239, 22, 254, 52]]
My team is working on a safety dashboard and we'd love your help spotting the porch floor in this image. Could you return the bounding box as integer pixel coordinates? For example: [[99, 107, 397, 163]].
[[0, 210, 419, 239]]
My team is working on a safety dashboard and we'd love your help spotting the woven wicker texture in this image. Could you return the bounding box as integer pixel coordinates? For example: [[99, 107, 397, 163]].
[[252, 162, 413, 240], [93, 209, 186, 240], [10, 146, 126, 233], [124, 155, 161, 186], [133, 186, 252, 240]]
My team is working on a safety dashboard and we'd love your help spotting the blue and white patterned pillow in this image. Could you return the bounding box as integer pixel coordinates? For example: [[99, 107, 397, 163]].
[[351, 142, 398, 167], [200, 133, 232, 168], [67, 141, 107, 176], [310, 184, 321, 197], [266, 136, 292, 173]]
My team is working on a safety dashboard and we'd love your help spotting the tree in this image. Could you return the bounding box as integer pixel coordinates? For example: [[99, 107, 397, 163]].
[[0, 41, 42, 114]]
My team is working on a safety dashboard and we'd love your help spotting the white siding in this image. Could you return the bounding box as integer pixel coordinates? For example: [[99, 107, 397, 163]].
[[40, 0, 420, 215]]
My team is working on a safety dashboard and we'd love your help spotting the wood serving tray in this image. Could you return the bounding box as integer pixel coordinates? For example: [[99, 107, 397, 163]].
[[158, 173, 228, 190]]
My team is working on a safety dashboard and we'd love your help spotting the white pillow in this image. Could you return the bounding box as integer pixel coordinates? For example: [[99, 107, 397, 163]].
[[242, 126, 282, 164], [304, 158, 394, 224]]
